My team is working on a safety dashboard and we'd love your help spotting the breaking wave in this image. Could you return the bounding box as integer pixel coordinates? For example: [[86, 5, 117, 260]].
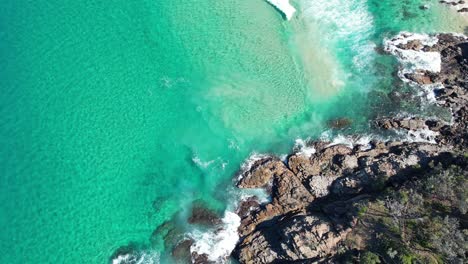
[[190, 211, 241, 263], [111, 250, 160, 264]]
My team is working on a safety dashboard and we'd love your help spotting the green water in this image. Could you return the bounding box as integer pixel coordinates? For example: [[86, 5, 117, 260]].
[[0, 0, 465, 263]]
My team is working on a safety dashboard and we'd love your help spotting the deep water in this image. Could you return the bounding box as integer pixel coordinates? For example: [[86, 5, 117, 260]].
[[0, 0, 466, 263]]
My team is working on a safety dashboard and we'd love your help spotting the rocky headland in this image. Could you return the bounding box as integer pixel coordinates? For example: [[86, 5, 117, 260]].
[[232, 33, 468, 263], [111, 31, 467, 264]]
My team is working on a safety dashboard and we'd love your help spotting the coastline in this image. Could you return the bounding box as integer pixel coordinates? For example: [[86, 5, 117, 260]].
[[107, 2, 468, 264], [230, 33, 467, 263]]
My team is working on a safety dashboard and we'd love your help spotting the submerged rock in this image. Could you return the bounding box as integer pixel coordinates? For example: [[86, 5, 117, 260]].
[[327, 118, 353, 130], [188, 202, 222, 226], [172, 239, 194, 264]]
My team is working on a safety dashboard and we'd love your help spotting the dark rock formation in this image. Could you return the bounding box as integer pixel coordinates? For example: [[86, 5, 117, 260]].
[[172, 239, 194, 263], [188, 201, 222, 226]]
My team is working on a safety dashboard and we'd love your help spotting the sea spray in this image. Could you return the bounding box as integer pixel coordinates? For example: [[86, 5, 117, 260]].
[[317, 131, 376, 150], [237, 152, 270, 181], [190, 212, 241, 263], [293, 138, 316, 157], [189, 186, 269, 262], [384, 32, 442, 102], [384, 32, 441, 73], [111, 250, 160, 264]]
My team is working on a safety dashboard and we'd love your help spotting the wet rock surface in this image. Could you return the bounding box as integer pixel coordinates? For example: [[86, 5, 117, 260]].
[[232, 33, 468, 263], [172, 239, 194, 263], [188, 201, 222, 226]]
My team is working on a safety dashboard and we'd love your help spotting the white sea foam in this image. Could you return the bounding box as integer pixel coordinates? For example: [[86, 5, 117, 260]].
[[189, 185, 269, 263], [397, 128, 440, 144], [384, 32, 443, 102], [320, 128, 439, 149], [221, 161, 229, 170], [326, 134, 373, 150], [190, 211, 241, 263], [188, 182, 269, 264], [266, 0, 296, 20], [293, 138, 316, 157], [320, 131, 374, 150], [420, 83, 445, 102], [228, 139, 240, 150], [238, 153, 270, 180], [192, 155, 216, 168], [246, 190, 270, 204], [296, 0, 376, 93], [112, 251, 160, 264], [299, 0, 373, 40], [384, 32, 441, 74]]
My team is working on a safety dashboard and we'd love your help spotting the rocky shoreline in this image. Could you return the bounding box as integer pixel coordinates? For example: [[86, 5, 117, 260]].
[[231, 33, 467, 263], [439, 0, 468, 13], [111, 31, 467, 264]]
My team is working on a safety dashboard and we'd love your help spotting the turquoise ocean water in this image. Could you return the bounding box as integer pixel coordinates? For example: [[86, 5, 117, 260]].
[[0, 0, 466, 263]]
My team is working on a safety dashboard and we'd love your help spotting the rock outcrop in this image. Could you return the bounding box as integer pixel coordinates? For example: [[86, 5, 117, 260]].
[[233, 33, 468, 263]]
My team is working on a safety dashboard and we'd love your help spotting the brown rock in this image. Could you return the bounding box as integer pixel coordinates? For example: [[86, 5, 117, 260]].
[[236, 214, 352, 264], [237, 157, 286, 189]]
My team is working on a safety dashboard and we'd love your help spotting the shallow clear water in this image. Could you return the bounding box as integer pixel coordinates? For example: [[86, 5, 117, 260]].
[[0, 0, 465, 263]]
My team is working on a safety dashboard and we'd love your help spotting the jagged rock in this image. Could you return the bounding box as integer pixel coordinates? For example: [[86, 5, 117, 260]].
[[289, 144, 353, 178], [272, 168, 315, 212], [236, 214, 352, 264], [307, 175, 334, 198], [236, 197, 260, 218], [237, 157, 286, 189]]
